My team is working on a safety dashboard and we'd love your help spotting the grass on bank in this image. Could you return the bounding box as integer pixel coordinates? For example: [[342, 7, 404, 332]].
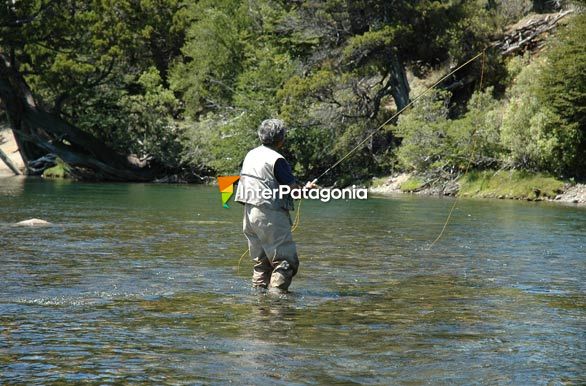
[[369, 174, 424, 192], [458, 170, 565, 200], [400, 177, 425, 192]]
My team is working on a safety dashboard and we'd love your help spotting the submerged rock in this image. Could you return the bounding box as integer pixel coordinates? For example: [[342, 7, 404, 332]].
[[15, 218, 52, 227]]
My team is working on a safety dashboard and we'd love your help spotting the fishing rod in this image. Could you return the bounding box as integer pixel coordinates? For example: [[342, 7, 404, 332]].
[[302, 49, 487, 248], [238, 51, 486, 271], [309, 50, 486, 186]]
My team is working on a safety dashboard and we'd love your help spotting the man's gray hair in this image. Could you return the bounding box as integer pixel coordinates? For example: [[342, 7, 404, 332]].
[[258, 119, 287, 145]]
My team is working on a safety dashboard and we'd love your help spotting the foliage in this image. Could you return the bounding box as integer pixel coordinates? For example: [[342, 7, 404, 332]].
[[394, 12, 585, 181], [394, 88, 501, 174], [500, 58, 564, 171], [169, 0, 247, 117], [537, 12, 586, 178], [1, 0, 583, 183], [2, 0, 189, 169], [118, 67, 184, 167], [501, 13, 586, 178]]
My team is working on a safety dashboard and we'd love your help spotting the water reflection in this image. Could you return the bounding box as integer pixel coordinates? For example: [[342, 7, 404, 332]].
[[0, 175, 26, 196]]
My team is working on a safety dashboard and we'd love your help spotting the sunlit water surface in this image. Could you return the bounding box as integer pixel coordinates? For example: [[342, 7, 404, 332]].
[[0, 177, 584, 384]]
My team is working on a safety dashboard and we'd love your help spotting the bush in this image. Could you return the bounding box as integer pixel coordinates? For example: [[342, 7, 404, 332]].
[[500, 12, 585, 179], [394, 88, 501, 174]]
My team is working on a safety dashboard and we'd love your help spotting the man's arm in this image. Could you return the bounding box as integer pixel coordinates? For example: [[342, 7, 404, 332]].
[[274, 158, 296, 186], [274, 159, 317, 190]]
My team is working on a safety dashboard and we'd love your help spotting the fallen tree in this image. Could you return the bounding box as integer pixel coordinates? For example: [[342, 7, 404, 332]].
[[493, 10, 574, 56], [0, 52, 163, 181], [440, 10, 574, 93], [0, 135, 21, 175]]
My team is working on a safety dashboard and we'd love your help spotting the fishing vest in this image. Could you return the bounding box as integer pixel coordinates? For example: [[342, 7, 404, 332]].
[[235, 145, 294, 211]]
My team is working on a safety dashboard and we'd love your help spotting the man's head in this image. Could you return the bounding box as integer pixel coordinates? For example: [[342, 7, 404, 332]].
[[258, 119, 287, 148]]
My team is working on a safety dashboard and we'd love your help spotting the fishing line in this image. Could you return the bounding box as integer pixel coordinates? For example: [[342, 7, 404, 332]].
[[310, 50, 486, 186], [428, 49, 486, 249], [237, 49, 487, 270], [309, 49, 487, 248]]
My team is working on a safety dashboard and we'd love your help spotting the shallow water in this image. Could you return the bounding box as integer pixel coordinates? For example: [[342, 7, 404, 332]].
[[0, 177, 584, 384]]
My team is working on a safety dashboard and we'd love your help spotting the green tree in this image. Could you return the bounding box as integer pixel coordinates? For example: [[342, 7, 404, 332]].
[[169, 0, 298, 174], [395, 88, 501, 175], [501, 13, 585, 178], [537, 12, 586, 178], [170, 0, 247, 118]]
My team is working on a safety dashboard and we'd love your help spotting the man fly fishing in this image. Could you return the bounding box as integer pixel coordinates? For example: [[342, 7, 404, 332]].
[[233, 52, 488, 288], [235, 119, 316, 293]]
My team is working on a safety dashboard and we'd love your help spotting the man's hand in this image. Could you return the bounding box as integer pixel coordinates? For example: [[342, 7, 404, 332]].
[[304, 180, 318, 189], [288, 179, 318, 191]]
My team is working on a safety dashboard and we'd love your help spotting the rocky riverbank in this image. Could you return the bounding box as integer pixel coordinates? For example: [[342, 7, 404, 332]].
[[369, 173, 586, 205], [555, 184, 586, 204]]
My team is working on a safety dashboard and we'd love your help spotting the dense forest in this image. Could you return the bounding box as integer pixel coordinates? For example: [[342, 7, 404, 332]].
[[1, 0, 584, 184]]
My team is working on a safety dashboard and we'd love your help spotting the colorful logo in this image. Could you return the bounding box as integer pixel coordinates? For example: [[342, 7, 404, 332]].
[[217, 176, 240, 208]]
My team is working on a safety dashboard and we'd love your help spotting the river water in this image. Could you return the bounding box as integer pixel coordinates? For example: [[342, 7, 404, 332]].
[[0, 177, 584, 384]]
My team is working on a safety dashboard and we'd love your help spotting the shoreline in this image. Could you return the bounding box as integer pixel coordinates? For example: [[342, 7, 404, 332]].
[[3, 128, 585, 206], [369, 173, 586, 206]]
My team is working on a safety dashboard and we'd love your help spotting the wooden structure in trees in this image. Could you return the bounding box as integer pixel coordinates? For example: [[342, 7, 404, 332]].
[[493, 10, 573, 56]]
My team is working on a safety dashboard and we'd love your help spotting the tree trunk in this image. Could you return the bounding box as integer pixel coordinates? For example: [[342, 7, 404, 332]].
[[0, 145, 20, 175], [388, 50, 410, 111], [0, 52, 162, 181]]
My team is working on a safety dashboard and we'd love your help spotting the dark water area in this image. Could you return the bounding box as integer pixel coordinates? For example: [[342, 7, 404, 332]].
[[0, 177, 584, 384]]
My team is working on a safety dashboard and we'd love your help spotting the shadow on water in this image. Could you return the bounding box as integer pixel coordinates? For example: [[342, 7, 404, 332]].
[[0, 178, 584, 384]]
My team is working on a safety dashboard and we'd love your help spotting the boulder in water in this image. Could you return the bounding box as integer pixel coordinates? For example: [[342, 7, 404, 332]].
[[15, 218, 52, 227]]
